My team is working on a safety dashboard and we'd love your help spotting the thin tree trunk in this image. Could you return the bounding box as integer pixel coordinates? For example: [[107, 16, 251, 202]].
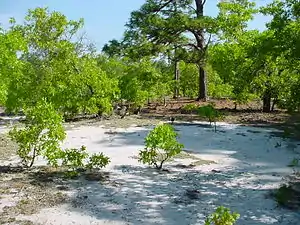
[[195, 0, 207, 101], [173, 60, 180, 99], [263, 88, 271, 113], [271, 98, 277, 112], [29, 147, 37, 168], [197, 65, 207, 101], [263, 73, 272, 112]]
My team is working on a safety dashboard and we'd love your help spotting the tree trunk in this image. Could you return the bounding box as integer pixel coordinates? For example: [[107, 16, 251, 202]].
[[28, 147, 37, 168], [197, 65, 207, 101], [262, 89, 271, 113], [271, 98, 278, 112], [173, 60, 180, 99], [195, 0, 207, 101]]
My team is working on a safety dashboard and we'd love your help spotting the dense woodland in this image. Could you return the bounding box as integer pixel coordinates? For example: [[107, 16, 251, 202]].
[[0, 0, 299, 118], [0, 1, 300, 222]]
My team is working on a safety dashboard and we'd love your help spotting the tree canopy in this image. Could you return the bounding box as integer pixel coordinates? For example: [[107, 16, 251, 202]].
[[0, 1, 299, 116]]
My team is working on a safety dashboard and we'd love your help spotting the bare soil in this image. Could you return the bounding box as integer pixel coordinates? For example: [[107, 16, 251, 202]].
[[0, 166, 69, 224], [0, 98, 299, 224], [139, 98, 300, 139], [0, 164, 111, 224], [0, 133, 18, 161]]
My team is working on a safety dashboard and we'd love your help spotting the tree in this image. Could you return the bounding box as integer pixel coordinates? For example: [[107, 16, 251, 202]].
[[118, 58, 172, 111], [209, 25, 300, 112], [261, 0, 300, 61], [0, 24, 27, 106], [102, 39, 124, 58], [114, 0, 257, 101], [209, 0, 300, 112], [9, 99, 66, 168], [208, 30, 256, 108], [209, 30, 279, 112], [260, 0, 300, 111], [138, 123, 184, 170], [5, 7, 118, 117]]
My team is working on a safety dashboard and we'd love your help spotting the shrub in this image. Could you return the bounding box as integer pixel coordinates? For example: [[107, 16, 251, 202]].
[[86, 152, 111, 170], [205, 206, 240, 225], [197, 104, 223, 132], [209, 83, 233, 99], [288, 157, 300, 167], [138, 123, 184, 170], [272, 170, 300, 210], [9, 100, 66, 168], [61, 146, 89, 170], [9, 99, 111, 171], [61, 145, 110, 173], [181, 103, 198, 114]]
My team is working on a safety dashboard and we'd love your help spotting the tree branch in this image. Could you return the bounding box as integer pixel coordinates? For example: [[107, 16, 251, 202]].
[[203, 33, 212, 52], [152, 0, 175, 13], [187, 29, 204, 50], [179, 43, 200, 51], [187, 5, 196, 13], [157, 154, 169, 170]]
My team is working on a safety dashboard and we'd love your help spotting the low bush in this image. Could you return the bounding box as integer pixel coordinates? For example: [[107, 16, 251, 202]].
[[271, 171, 300, 210], [138, 123, 184, 170], [181, 103, 199, 114], [86, 152, 111, 170], [197, 104, 223, 132], [9, 100, 66, 168], [205, 206, 240, 225], [61, 146, 88, 170], [61, 145, 110, 177], [9, 99, 110, 172]]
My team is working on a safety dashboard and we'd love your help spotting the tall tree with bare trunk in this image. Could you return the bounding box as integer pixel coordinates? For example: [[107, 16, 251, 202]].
[[104, 0, 256, 101]]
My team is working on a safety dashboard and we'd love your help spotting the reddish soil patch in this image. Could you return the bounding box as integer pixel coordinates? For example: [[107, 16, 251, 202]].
[[142, 98, 287, 124], [140, 97, 300, 139]]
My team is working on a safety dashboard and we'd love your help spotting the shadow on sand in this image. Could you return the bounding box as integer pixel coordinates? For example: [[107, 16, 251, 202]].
[[0, 122, 300, 224]]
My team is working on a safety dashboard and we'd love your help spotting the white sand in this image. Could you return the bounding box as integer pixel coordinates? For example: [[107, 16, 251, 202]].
[[2, 121, 300, 225]]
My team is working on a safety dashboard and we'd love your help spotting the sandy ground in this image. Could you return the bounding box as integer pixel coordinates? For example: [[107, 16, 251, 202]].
[[1, 120, 300, 225]]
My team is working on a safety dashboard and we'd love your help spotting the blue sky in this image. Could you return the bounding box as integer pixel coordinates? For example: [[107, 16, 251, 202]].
[[0, 0, 272, 50]]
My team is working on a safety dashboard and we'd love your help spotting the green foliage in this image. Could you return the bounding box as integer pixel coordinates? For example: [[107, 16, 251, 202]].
[[61, 146, 88, 169], [61, 146, 110, 172], [9, 100, 66, 168], [205, 206, 240, 225], [8, 98, 110, 171], [208, 33, 261, 108], [288, 158, 300, 167], [197, 104, 223, 132], [272, 182, 300, 210], [205, 63, 233, 99], [209, 0, 300, 112], [209, 83, 233, 100], [176, 61, 234, 99], [273, 184, 291, 207], [86, 153, 111, 170], [278, 77, 300, 112], [5, 7, 118, 117], [181, 103, 199, 113], [138, 123, 184, 170], [178, 62, 199, 98], [120, 75, 148, 109], [118, 58, 172, 110], [1, 0, 300, 133], [108, 0, 258, 100], [0, 27, 27, 106]]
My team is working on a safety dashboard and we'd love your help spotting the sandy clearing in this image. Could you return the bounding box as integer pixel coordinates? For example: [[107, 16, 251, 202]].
[[1, 121, 300, 225]]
